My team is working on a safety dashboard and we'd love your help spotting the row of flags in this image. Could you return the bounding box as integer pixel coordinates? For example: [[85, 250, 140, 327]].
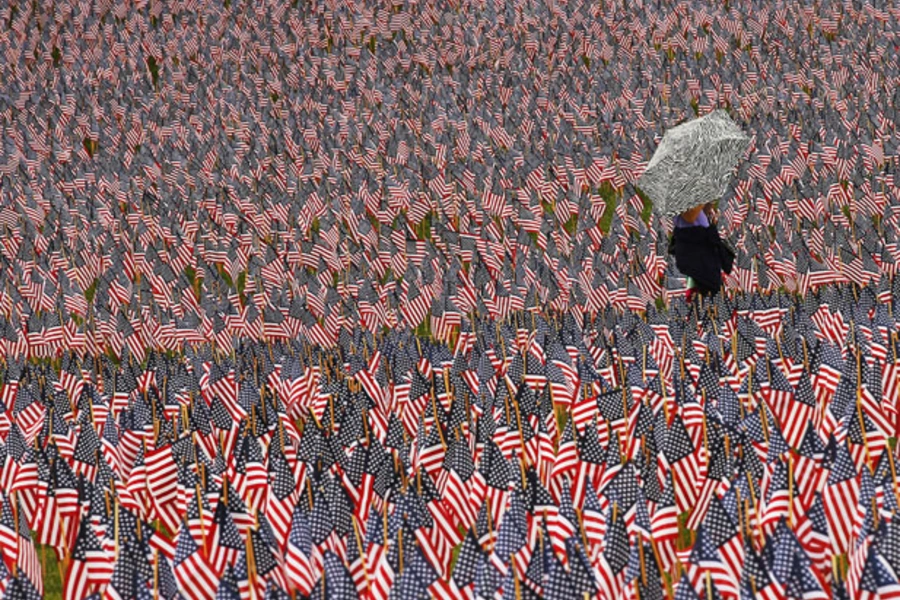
[[1, 283, 900, 599], [0, 0, 898, 355], [1, 0, 900, 597]]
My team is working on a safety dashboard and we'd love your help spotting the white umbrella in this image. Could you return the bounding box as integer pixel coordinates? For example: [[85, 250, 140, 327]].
[[637, 110, 750, 217]]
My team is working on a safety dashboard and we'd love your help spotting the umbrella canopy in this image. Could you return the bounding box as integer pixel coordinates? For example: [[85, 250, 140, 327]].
[[637, 109, 750, 217]]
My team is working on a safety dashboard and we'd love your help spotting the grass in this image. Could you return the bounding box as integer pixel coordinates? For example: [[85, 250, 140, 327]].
[[31, 111, 683, 600], [415, 315, 432, 338], [35, 521, 177, 599], [598, 183, 617, 234], [596, 181, 653, 235], [633, 186, 654, 224], [38, 543, 64, 599], [449, 524, 467, 571], [147, 55, 160, 88], [84, 277, 98, 304], [29, 499, 781, 599]]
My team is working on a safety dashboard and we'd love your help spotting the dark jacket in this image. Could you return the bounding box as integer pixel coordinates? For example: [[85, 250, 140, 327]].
[[669, 222, 734, 296]]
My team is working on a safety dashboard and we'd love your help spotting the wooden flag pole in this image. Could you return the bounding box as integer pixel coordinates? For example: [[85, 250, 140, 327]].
[[856, 348, 874, 473], [430, 392, 447, 450], [485, 494, 494, 553], [801, 335, 810, 371], [638, 538, 647, 585], [351, 515, 371, 589], [885, 443, 900, 508], [787, 454, 794, 527], [701, 400, 709, 462], [620, 354, 631, 459], [751, 364, 769, 444], [574, 507, 589, 551], [648, 538, 667, 596], [397, 528, 404, 574], [246, 528, 257, 600], [511, 554, 522, 600], [196, 484, 207, 550], [383, 506, 389, 555], [114, 494, 120, 560], [746, 472, 763, 550], [509, 386, 531, 479]]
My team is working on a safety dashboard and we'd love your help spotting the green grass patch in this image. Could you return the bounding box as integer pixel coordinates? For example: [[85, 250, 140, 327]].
[[105, 346, 122, 366], [147, 56, 160, 89], [834, 552, 849, 580], [662, 571, 675, 598], [84, 277, 98, 304], [216, 264, 234, 289], [82, 138, 99, 158], [632, 186, 653, 224], [676, 511, 694, 550], [449, 524, 467, 571], [236, 270, 246, 298], [38, 543, 64, 600], [418, 211, 434, 240], [597, 182, 617, 234], [540, 197, 555, 217], [555, 403, 569, 434], [415, 316, 432, 338], [184, 265, 202, 301], [379, 267, 394, 287]]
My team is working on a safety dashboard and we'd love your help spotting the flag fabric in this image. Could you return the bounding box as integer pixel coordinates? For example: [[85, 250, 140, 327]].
[[2, 0, 900, 597], [173, 525, 219, 600]]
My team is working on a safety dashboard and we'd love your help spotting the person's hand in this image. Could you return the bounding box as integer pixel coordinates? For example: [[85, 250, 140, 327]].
[[680, 205, 704, 224]]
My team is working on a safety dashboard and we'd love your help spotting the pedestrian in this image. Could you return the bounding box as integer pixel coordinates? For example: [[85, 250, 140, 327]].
[[669, 202, 735, 304]]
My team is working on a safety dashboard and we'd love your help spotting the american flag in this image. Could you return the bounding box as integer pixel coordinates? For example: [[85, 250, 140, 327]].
[[1, 0, 900, 596]]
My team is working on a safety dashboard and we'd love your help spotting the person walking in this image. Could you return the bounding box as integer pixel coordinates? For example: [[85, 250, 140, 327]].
[[669, 202, 734, 304]]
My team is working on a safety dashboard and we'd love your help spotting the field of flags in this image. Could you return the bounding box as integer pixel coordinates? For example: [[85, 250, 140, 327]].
[[3, 0, 900, 598]]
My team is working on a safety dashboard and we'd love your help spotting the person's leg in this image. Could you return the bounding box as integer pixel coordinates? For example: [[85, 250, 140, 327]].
[[694, 286, 716, 310], [685, 276, 695, 304]]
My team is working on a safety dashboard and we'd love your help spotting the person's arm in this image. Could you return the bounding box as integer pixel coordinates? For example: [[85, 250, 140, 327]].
[[680, 205, 704, 224]]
